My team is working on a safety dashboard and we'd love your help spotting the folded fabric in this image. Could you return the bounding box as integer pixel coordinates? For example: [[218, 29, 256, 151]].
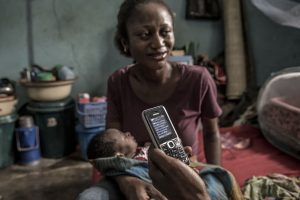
[[91, 156, 150, 183], [242, 173, 300, 200], [191, 161, 244, 200]]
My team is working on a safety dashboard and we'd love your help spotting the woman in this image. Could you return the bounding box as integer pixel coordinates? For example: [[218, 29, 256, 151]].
[[78, 0, 222, 199]]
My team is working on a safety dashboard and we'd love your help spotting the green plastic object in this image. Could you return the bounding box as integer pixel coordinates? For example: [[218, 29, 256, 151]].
[[36, 72, 56, 81], [0, 113, 18, 168], [26, 97, 76, 158]]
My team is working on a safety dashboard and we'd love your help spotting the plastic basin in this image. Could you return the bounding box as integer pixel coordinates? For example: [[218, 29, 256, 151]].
[[20, 79, 76, 101]]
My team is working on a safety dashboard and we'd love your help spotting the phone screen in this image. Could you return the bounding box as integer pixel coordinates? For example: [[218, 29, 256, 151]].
[[150, 114, 172, 139], [144, 107, 177, 144]]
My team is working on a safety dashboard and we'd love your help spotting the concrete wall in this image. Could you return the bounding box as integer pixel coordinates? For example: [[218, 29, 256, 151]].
[[0, 0, 29, 106], [0, 0, 223, 107]]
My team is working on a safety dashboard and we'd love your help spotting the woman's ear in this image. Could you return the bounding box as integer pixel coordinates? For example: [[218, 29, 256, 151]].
[[121, 39, 128, 53]]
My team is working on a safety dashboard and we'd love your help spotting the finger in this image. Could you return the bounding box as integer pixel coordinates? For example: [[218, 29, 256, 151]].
[[134, 186, 151, 200], [148, 191, 168, 200], [148, 148, 179, 174], [148, 143, 155, 152], [148, 148, 172, 165], [148, 148, 169, 158], [146, 184, 168, 200], [183, 146, 193, 157], [148, 155, 165, 181]]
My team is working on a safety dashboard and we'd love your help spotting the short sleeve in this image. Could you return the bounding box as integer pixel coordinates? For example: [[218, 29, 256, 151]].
[[200, 68, 222, 118]]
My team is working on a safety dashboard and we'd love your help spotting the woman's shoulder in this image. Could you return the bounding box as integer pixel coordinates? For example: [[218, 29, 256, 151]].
[[108, 64, 133, 82], [175, 63, 210, 79]]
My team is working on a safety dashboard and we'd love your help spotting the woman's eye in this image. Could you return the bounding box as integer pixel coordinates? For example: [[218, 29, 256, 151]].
[[161, 30, 171, 37], [139, 32, 150, 39]]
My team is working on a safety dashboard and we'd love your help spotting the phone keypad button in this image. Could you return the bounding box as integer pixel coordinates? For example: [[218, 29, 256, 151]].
[[161, 139, 190, 164]]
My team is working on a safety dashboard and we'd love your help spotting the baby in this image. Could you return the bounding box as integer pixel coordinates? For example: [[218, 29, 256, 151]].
[[87, 128, 151, 183], [87, 128, 234, 199], [87, 128, 150, 161]]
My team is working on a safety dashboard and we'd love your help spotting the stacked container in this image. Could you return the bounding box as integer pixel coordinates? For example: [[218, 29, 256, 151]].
[[25, 97, 76, 158], [20, 65, 77, 159], [0, 78, 18, 168], [76, 94, 106, 160], [0, 114, 17, 168]]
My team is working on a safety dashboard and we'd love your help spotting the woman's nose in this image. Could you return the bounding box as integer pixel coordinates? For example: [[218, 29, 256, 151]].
[[151, 34, 164, 48]]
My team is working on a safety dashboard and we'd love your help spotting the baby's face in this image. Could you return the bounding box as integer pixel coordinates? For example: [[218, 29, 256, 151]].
[[105, 129, 138, 158]]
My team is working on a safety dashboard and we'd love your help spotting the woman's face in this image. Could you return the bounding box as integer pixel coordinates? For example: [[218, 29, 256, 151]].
[[125, 2, 175, 70]]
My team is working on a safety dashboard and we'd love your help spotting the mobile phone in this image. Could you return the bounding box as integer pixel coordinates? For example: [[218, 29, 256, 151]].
[[142, 105, 190, 165]]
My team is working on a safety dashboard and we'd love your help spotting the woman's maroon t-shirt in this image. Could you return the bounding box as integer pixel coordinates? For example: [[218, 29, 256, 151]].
[[106, 63, 222, 153]]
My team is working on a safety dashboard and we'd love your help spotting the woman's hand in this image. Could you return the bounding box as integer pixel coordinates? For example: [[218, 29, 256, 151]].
[[114, 175, 167, 200], [148, 148, 211, 200]]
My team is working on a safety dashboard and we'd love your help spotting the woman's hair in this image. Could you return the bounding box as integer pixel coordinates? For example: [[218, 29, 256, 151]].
[[114, 0, 175, 57], [87, 133, 117, 159]]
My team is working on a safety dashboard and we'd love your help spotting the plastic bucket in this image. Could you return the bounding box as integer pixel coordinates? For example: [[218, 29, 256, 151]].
[[26, 97, 76, 158], [15, 126, 41, 165], [0, 113, 17, 168], [76, 124, 105, 160]]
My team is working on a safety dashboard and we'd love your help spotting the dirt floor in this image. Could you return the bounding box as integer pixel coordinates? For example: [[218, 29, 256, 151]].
[[0, 152, 93, 200]]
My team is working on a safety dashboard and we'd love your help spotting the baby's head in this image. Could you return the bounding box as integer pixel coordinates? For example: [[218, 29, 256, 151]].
[[87, 128, 138, 160]]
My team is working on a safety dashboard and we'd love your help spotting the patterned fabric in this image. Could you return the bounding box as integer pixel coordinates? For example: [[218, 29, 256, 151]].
[[133, 145, 150, 161], [242, 174, 300, 200]]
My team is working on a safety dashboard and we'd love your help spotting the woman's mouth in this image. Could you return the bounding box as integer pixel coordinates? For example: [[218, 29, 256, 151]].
[[148, 52, 167, 61]]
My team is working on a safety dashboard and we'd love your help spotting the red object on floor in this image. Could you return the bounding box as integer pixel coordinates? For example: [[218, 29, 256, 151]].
[[197, 125, 300, 186], [92, 167, 103, 184]]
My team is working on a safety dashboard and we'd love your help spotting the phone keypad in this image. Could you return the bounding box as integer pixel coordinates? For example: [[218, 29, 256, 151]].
[[160, 138, 190, 164]]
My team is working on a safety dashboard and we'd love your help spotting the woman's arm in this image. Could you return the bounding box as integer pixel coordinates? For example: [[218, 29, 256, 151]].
[[201, 117, 221, 165]]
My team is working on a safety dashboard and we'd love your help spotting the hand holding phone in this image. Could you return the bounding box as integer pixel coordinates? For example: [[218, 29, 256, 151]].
[[142, 105, 190, 165]]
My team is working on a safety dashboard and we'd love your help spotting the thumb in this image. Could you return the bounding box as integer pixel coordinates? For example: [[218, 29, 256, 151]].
[[183, 146, 193, 157]]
